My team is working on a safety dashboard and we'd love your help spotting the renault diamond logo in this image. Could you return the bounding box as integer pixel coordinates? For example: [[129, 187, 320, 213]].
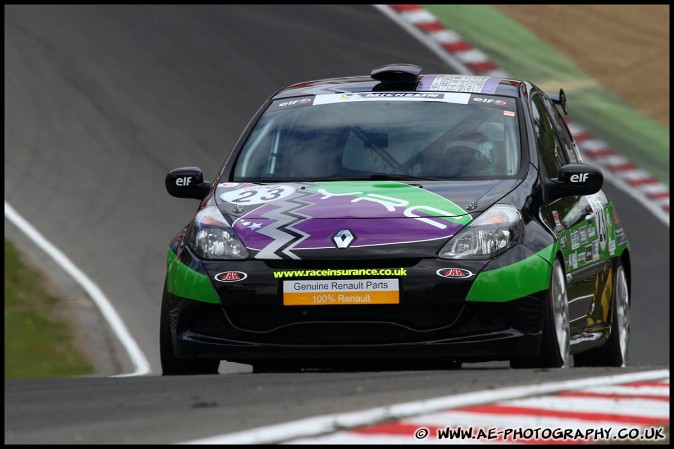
[[333, 229, 355, 249]]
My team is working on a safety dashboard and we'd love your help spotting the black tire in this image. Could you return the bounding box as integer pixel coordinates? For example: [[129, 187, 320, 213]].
[[511, 258, 570, 369], [160, 281, 220, 375], [574, 260, 630, 367]]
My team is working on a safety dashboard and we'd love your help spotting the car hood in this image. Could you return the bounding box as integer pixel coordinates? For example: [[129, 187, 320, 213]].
[[215, 180, 520, 259]]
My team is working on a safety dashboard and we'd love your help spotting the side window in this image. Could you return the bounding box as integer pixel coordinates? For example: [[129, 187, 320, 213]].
[[531, 94, 566, 178], [542, 96, 581, 164]]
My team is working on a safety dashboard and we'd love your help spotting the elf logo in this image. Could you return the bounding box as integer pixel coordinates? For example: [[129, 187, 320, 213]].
[[214, 271, 248, 282], [436, 268, 474, 279], [570, 173, 590, 183], [473, 97, 506, 105]]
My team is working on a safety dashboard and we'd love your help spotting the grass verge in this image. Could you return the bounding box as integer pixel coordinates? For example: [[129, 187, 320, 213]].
[[5, 238, 94, 379]]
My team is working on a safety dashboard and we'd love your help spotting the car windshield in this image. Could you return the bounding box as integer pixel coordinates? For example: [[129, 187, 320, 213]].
[[232, 93, 522, 181]]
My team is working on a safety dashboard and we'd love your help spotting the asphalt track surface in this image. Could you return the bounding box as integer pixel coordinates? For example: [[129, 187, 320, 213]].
[[4, 5, 670, 444]]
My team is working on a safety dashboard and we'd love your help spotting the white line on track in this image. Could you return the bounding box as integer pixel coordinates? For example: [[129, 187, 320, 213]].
[[4, 200, 151, 376], [181, 369, 669, 444]]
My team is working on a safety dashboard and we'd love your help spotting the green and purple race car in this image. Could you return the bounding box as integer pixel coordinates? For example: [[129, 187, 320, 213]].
[[161, 64, 631, 374]]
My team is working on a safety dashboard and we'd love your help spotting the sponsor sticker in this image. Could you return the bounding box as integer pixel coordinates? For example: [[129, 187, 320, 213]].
[[364, 92, 444, 99], [214, 271, 248, 282], [312, 92, 470, 106], [472, 97, 506, 106], [278, 98, 313, 108], [283, 279, 399, 306], [570, 230, 580, 250], [585, 245, 593, 262], [436, 268, 474, 279], [267, 97, 315, 112], [418, 75, 502, 94], [579, 225, 588, 243], [588, 226, 596, 238], [273, 268, 408, 279], [469, 93, 516, 110]]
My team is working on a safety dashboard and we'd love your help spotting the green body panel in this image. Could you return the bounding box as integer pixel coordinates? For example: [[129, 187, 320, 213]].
[[466, 244, 555, 302], [166, 249, 219, 304], [306, 181, 472, 226]]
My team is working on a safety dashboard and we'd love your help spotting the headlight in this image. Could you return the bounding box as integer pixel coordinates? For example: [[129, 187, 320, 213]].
[[187, 206, 249, 259], [439, 204, 523, 259]]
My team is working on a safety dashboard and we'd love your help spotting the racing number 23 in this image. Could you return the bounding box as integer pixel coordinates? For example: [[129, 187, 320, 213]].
[[220, 185, 297, 205]]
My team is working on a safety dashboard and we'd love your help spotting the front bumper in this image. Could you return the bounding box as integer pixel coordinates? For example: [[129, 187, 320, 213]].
[[165, 249, 550, 364]]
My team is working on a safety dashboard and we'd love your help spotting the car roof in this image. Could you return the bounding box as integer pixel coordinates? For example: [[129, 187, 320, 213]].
[[271, 64, 525, 100]]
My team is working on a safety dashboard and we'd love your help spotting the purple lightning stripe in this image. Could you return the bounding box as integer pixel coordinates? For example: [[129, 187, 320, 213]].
[[233, 191, 465, 251]]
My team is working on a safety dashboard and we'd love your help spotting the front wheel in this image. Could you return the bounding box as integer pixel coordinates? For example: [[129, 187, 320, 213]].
[[160, 281, 220, 375], [574, 260, 630, 367], [511, 258, 570, 368]]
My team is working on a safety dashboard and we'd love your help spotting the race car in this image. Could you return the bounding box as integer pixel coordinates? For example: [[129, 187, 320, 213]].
[[160, 63, 631, 374]]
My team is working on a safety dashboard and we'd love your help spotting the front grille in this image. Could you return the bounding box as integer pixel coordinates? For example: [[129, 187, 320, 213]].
[[224, 304, 464, 333], [254, 322, 435, 345]]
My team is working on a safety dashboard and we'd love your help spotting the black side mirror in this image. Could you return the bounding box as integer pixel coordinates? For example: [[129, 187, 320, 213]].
[[547, 163, 603, 200], [165, 167, 212, 200], [548, 88, 568, 115]]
